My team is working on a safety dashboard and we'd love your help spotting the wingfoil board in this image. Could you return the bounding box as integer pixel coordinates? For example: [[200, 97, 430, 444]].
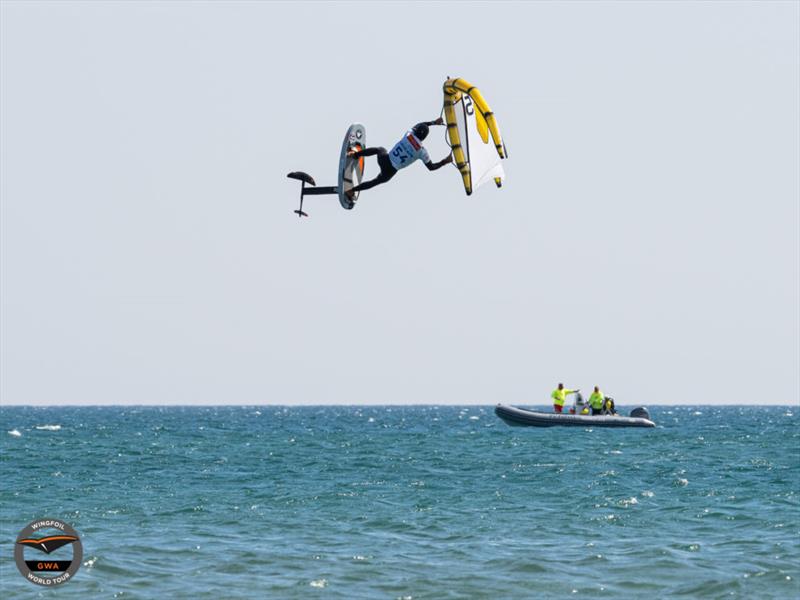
[[338, 124, 366, 209]]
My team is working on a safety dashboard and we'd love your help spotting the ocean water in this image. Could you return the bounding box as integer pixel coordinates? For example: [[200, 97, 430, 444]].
[[1, 405, 798, 599]]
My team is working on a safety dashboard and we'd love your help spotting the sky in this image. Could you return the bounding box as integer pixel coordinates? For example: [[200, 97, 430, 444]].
[[1, 1, 798, 405]]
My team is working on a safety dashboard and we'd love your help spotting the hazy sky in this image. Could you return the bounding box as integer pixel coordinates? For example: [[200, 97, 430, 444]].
[[1, 1, 798, 405]]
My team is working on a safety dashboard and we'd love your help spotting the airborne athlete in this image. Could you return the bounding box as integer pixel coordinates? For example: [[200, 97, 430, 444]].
[[286, 77, 505, 216], [345, 118, 453, 198]]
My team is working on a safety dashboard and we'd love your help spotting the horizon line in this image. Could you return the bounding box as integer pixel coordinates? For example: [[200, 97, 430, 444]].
[[1, 402, 797, 408]]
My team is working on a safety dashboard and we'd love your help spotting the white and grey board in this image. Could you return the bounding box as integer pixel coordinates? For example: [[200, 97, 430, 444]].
[[337, 123, 366, 209]]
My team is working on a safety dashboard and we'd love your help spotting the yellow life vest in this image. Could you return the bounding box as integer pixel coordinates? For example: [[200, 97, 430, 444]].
[[589, 391, 605, 409]]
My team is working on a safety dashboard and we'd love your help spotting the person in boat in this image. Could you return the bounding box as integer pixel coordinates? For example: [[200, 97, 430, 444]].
[[551, 383, 579, 414], [603, 396, 617, 415], [345, 118, 453, 198], [588, 386, 606, 416], [569, 393, 590, 415]]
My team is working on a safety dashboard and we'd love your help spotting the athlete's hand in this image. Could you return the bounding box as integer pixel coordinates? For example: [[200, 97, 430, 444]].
[[434, 117, 444, 126]]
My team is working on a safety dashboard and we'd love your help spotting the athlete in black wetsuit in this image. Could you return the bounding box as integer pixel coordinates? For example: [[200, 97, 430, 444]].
[[346, 118, 452, 197]]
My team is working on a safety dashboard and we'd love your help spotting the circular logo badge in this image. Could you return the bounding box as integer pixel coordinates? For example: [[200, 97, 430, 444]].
[[15, 518, 83, 586]]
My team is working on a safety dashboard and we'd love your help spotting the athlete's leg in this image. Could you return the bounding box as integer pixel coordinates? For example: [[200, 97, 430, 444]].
[[349, 146, 382, 159], [350, 149, 396, 193], [351, 171, 393, 192]]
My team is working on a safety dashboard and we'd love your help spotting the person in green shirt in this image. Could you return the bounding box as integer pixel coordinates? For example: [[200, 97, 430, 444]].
[[551, 383, 579, 414], [588, 386, 605, 416]]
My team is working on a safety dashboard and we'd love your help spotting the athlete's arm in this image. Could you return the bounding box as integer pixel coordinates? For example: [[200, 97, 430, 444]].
[[421, 117, 445, 127], [425, 154, 453, 171]]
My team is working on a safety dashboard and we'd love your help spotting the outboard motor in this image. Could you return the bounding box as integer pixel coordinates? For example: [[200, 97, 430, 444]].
[[629, 407, 651, 420]]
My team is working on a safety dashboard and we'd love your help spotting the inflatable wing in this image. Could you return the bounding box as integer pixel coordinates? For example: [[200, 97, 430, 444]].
[[443, 77, 507, 195]]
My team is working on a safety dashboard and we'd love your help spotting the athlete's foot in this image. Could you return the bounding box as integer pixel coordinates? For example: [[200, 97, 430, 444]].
[[345, 189, 356, 201]]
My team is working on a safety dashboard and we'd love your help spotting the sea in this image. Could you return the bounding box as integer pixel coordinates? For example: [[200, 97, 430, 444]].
[[1, 405, 798, 599]]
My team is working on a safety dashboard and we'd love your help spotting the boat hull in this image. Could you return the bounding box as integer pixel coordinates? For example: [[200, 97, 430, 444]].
[[495, 404, 655, 428]]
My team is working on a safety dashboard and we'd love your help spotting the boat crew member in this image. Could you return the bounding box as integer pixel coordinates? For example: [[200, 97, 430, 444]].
[[569, 393, 590, 415], [604, 396, 617, 415], [551, 383, 579, 414], [589, 386, 605, 416]]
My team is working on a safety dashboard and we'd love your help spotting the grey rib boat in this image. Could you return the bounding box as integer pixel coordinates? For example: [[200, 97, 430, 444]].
[[495, 404, 656, 428]]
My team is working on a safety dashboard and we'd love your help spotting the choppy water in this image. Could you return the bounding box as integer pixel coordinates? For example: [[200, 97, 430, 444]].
[[1, 405, 798, 598]]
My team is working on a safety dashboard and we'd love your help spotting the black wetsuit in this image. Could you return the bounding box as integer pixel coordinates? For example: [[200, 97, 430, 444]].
[[348, 121, 450, 194], [349, 147, 397, 193]]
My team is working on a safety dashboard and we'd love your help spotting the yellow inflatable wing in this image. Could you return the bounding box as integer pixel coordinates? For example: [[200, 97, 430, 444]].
[[443, 77, 507, 195]]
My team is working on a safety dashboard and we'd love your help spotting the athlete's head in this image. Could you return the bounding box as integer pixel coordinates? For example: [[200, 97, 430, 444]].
[[412, 123, 429, 141]]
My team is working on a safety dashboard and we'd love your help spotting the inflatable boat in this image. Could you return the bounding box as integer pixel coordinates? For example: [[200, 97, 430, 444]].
[[495, 404, 656, 428]]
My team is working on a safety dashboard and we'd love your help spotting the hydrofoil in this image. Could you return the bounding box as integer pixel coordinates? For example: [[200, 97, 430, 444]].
[[287, 123, 366, 217]]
